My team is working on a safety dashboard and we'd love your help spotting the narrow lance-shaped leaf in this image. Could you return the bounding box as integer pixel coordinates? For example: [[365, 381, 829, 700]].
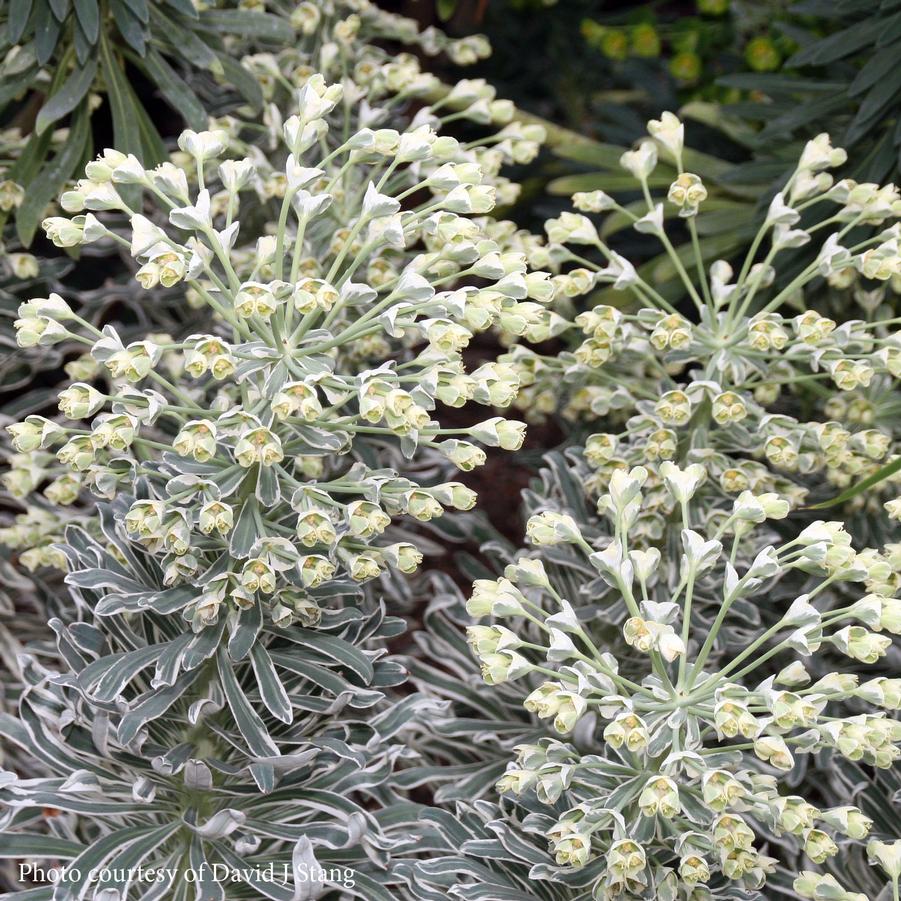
[[35, 59, 97, 134], [809, 455, 901, 509], [250, 644, 292, 724], [217, 647, 279, 758]]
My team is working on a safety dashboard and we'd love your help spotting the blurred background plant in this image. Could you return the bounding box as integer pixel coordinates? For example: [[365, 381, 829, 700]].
[[429, 0, 794, 143]]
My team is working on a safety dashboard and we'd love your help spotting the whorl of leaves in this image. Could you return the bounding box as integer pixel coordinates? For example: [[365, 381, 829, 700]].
[[0, 500, 438, 899]]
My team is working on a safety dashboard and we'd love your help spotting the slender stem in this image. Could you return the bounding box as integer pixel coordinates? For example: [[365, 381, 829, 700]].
[[677, 567, 695, 686], [688, 218, 712, 310], [639, 179, 704, 314]]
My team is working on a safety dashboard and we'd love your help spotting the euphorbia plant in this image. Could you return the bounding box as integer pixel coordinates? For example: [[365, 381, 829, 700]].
[[4, 75, 552, 605], [389, 119, 901, 900], [0, 75, 553, 896]]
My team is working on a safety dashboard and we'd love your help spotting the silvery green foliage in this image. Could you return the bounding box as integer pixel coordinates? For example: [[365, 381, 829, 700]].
[[503, 119, 901, 524], [396, 798, 583, 901], [452, 462, 901, 899], [0, 501, 433, 899], [0, 551, 56, 789]]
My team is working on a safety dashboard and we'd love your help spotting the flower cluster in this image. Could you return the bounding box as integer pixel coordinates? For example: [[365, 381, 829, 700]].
[[4, 80, 548, 633], [0, 0, 494, 238], [395, 121, 901, 898], [465, 463, 900, 897], [503, 121, 901, 520], [226, 0, 528, 207], [243, 0, 492, 87]]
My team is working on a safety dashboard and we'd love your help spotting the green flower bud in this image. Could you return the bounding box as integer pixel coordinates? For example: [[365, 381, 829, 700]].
[[404, 489, 444, 521], [57, 436, 96, 471], [299, 555, 336, 588], [746, 35, 781, 72], [669, 50, 702, 84], [242, 558, 277, 594], [631, 23, 661, 58], [44, 473, 82, 506], [381, 542, 423, 574], [199, 501, 234, 536], [234, 427, 283, 467]]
